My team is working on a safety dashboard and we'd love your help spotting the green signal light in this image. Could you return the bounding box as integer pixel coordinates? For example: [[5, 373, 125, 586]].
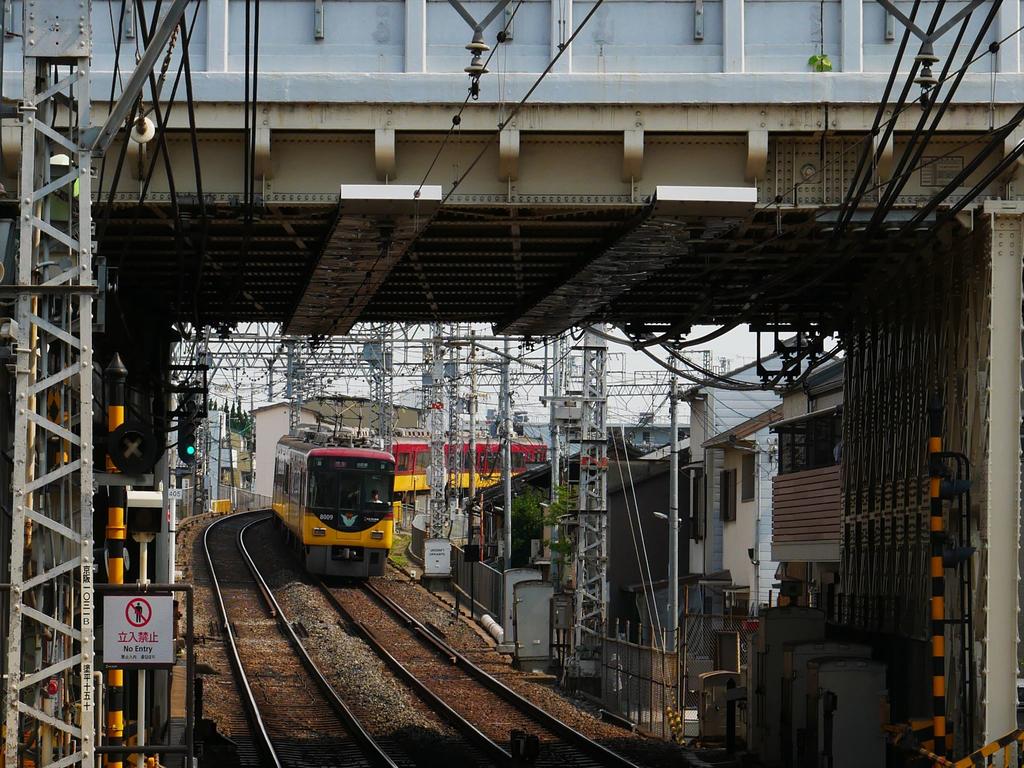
[[186, 445, 196, 456]]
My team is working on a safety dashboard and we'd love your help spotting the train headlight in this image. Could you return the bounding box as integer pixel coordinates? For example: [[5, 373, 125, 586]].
[[312, 527, 327, 537]]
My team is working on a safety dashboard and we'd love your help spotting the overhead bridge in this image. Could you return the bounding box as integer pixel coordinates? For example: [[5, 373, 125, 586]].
[[4, 0, 1024, 760]]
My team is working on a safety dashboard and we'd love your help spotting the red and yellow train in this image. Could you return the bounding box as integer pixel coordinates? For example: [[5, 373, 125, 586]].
[[390, 435, 547, 504], [272, 436, 397, 577]]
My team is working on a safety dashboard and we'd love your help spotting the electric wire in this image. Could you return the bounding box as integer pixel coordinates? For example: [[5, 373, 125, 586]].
[[437, 0, 607, 207], [611, 431, 662, 649], [619, 425, 666, 648], [414, 0, 525, 196]]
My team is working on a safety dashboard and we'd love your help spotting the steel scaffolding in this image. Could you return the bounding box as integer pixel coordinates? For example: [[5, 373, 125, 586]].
[[5, 27, 97, 767]]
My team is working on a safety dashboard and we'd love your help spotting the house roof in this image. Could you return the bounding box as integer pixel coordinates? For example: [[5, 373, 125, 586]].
[[639, 438, 690, 461], [703, 406, 782, 449]]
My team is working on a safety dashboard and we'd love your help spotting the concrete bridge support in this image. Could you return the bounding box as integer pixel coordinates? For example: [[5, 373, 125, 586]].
[[838, 204, 1023, 749]]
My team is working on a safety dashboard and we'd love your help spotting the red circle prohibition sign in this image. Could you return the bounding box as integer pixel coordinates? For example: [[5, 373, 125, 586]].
[[125, 598, 152, 628]]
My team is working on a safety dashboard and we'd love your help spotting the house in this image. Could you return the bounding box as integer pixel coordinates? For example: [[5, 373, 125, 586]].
[[702, 407, 781, 614], [769, 358, 844, 613], [683, 359, 783, 615]]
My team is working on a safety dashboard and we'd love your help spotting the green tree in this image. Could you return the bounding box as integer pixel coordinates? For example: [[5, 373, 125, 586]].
[[543, 484, 575, 567], [510, 486, 545, 567]]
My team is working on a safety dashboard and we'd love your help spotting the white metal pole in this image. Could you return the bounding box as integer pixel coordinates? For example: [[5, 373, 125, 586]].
[[137, 539, 149, 768], [469, 333, 477, 503], [669, 376, 679, 650], [501, 337, 513, 641]]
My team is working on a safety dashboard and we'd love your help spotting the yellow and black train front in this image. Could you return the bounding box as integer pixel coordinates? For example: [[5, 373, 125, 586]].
[[272, 437, 396, 577]]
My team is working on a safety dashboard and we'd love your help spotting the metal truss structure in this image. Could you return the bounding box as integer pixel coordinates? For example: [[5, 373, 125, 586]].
[[5, 26, 97, 768], [838, 211, 1022, 748], [365, 324, 395, 450], [571, 329, 608, 675], [427, 324, 448, 539]]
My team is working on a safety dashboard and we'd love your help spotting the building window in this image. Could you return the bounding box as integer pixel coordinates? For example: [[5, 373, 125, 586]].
[[741, 453, 755, 501], [775, 411, 842, 475], [720, 469, 736, 522]]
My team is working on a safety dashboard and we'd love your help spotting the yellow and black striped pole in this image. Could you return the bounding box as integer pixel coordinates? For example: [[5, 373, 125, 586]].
[[927, 394, 946, 760], [105, 355, 128, 768]]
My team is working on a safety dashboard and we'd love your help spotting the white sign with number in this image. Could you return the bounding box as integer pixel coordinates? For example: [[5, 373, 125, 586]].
[[167, 488, 183, 501], [424, 538, 452, 577], [103, 595, 175, 667]]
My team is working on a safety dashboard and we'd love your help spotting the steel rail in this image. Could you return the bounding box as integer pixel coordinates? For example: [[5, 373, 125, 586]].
[[204, 511, 401, 768], [202, 513, 283, 768], [235, 515, 402, 768], [360, 580, 643, 768], [315, 579, 509, 767]]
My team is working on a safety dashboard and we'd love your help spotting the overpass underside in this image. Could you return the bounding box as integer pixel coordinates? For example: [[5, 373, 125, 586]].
[[89, 113, 1012, 337], [87, 110, 1023, 746]]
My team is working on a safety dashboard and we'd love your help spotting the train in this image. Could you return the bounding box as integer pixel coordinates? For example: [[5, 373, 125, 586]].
[[272, 435, 397, 577], [390, 433, 548, 507]]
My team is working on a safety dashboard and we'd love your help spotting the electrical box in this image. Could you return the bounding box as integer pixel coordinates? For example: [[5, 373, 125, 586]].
[[551, 594, 572, 630], [747, 607, 825, 765], [698, 671, 744, 744], [781, 642, 871, 768], [806, 658, 887, 768]]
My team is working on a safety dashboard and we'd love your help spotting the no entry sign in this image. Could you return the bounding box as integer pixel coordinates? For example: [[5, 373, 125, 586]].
[[103, 595, 174, 667]]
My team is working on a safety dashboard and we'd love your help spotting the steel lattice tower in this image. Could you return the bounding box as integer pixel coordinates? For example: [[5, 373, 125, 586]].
[[5, 17, 98, 765], [427, 323, 448, 539], [572, 328, 608, 674]]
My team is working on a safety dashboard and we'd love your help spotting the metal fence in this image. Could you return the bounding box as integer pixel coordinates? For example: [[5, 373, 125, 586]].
[[451, 544, 504, 622], [599, 630, 679, 739], [177, 485, 271, 516], [681, 613, 759, 709]]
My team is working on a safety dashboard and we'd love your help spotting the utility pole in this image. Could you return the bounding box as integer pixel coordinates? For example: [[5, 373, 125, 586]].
[[571, 328, 608, 679], [669, 375, 680, 651], [468, 332, 478, 502], [550, 333, 563, 500], [501, 337, 513, 570]]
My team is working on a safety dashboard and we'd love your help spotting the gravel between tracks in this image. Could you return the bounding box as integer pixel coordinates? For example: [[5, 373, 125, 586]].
[[243, 520, 488, 768], [180, 513, 690, 767], [375, 569, 690, 767]]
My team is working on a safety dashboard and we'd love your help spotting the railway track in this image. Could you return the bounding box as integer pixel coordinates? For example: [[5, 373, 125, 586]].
[[319, 578, 644, 768], [203, 511, 409, 768]]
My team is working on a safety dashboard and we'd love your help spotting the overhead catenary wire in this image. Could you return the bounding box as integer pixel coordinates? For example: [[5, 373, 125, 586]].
[[414, 0, 525, 196], [436, 0, 608, 207], [611, 431, 663, 648]]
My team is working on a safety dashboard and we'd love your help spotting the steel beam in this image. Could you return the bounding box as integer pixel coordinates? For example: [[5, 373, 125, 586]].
[[981, 204, 1023, 741]]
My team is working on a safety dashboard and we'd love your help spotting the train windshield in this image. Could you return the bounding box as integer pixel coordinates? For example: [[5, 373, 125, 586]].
[[309, 457, 394, 512]]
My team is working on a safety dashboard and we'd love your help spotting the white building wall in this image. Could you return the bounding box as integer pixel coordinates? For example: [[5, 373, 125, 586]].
[[252, 404, 317, 497], [718, 427, 779, 614], [754, 432, 779, 610]]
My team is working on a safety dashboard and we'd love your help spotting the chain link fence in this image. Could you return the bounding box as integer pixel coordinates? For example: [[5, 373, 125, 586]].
[[681, 613, 759, 710], [600, 631, 679, 739]]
